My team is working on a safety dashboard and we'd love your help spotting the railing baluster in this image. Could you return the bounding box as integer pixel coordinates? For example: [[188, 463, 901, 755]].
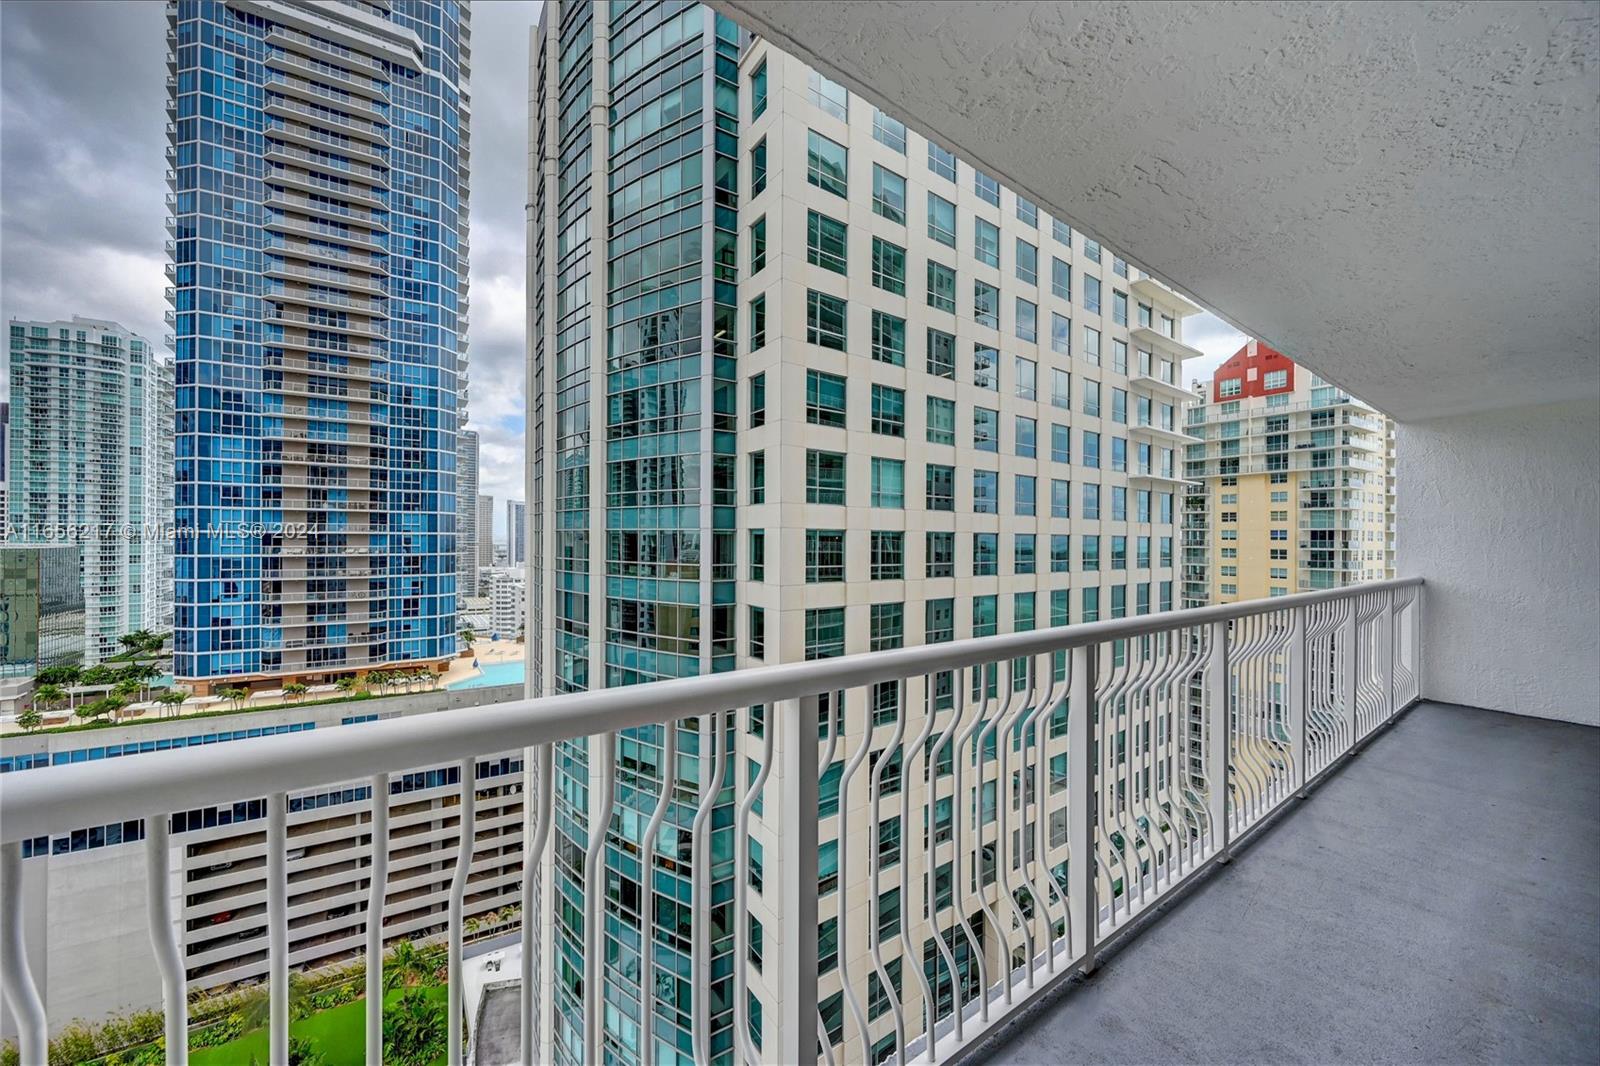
[[1384, 589, 1398, 719], [735, 706, 775, 1066], [925, 673, 965, 1045], [145, 816, 189, 1066], [448, 757, 475, 1066], [1067, 644, 1098, 970], [836, 687, 875, 1057], [1289, 608, 1309, 796], [584, 735, 618, 1065], [1205, 621, 1231, 859], [690, 715, 727, 1066], [267, 791, 289, 1066], [366, 772, 388, 1063], [779, 697, 820, 1066], [638, 726, 675, 1066], [523, 742, 553, 1066], [901, 675, 939, 1061], [1, 841, 48, 1066], [866, 680, 906, 1063]]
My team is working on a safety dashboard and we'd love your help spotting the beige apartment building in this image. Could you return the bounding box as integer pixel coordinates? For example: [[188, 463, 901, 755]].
[[1182, 341, 1394, 607]]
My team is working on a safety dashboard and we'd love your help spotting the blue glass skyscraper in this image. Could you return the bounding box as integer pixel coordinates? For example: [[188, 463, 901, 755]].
[[167, 0, 468, 691]]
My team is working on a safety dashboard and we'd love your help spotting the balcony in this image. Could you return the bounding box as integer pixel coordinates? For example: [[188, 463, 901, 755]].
[[5, 578, 1537, 1066]]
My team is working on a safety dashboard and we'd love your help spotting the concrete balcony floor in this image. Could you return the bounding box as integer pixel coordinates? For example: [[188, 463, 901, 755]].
[[984, 702, 1600, 1065]]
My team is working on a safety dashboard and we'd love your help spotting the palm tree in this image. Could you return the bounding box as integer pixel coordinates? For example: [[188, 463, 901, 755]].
[[16, 707, 43, 732], [283, 681, 308, 703], [219, 686, 249, 712], [156, 689, 189, 718], [33, 683, 66, 715], [336, 675, 362, 698], [383, 940, 434, 992], [103, 695, 129, 723], [459, 627, 475, 647], [235, 972, 312, 1031], [383, 987, 446, 1066]]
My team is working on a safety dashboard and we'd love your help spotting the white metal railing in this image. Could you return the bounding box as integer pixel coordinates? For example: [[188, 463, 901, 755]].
[[0, 579, 1422, 1066]]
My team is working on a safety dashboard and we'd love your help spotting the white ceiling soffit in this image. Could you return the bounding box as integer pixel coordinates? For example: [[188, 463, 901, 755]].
[[712, 1, 1600, 422]]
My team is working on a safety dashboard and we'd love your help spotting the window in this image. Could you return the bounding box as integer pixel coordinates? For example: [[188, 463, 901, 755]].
[[1052, 258, 1071, 300], [748, 529, 766, 582], [1082, 534, 1100, 570], [972, 532, 998, 576], [1015, 415, 1037, 457], [871, 458, 905, 508], [1083, 379, 1101, 417], [926, 598, 955, 643], [926, 396, 956, 445], [973, 595, 998, 637], [806, 290, 847, 350], [1112, 289, 1128, 326], [974, 170, 1000, 206], [806, 449, 846, 504], [927, 192, 957, 246], [974, 281, 1000, 328], [1084, 238, 1102, 263], [1051, 312, 1071, 355], [1083, 430, 1100, 469], [974, 406, 999, 451], [1051, 534, 1070, 572], [1084, 274, 1102, 314], [927, 261, 957, 312], [1015, 535, 1037, 575], [807, 211, 848, 274], [1015, 474, 1036, 516], [750, 59, 767, 119], [807, 131, 848, 196], [1083, 326, 1101, 365], [749, 294, 766, 350], [805, 607, 846, 660], [1017, 239, 1038, 284], [739, 449, 763, 509], [872, 165, 906, 223], [870, 532, 904, 580], [925, 532, 955, 578], [927, 328, 955, 378], [870, 311, 906, 366], [809, 70, 849, 119], [870, 604, 905, 651], [806, 370, 847, 427], [1051, 478, 1070, 518], [928, 141, 957, 181], [870, 384, 905, 436], [869, 957, 905, 1022], [1053, 218, 1073, 246], [750, 373, 766, 427], [872, 238, 907, 295], [1017, 195, 1038, 227], [974, 344, 998, 390], [973, 469, 999, 513], [1015, 356, 1037, 400], [1016, 298, 1037, 342], [1138, 302, 1153, 328], [1083, 483, 1101, 521], [1113, 339, 1129, 375], [1219, 377, 1243, 398], [1112, 387, 1128, 424], [750, 216, 766, 273], [1051, 423, 1071, 463], [873, 108, 907, 152], [751, 137, 767, 196], [806, 530, 846, 582], [974, 218, 1000, 266], [925, 464, 955, 510], [1264, 369, 1288, 389], [749, 606, 765, 659]]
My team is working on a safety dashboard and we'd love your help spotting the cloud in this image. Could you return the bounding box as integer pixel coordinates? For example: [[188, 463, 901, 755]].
[[1179, 312, 1250, 389]]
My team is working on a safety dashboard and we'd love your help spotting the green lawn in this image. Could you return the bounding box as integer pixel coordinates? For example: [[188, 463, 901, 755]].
[[189, 987, 447, 1066]]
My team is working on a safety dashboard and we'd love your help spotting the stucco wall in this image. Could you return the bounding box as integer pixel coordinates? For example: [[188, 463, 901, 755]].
[[1398, 400, 1600, 725]]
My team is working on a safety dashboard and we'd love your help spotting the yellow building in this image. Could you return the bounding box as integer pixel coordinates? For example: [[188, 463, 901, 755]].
[[1183, 341, 1393, 606]]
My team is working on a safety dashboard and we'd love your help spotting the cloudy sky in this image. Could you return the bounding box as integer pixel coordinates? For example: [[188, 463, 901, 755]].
[[1, 0, 1244, 539]]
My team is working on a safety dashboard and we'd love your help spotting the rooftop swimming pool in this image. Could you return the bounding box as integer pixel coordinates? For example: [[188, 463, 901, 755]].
[[446, 661, 525, 690]]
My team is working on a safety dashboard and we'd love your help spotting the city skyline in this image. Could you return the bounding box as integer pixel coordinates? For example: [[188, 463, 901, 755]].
[[0, 0, 1250, 543]]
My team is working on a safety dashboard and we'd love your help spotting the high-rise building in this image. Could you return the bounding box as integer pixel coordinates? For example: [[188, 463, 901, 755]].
[[482, 566, 526, 638], [458, 428, 480, 597], [476, 492, 495, 572], [1182, 341, 1394, 606], [504, 498, 526, 566], [0, 543, 85, 678], [1, 396, 10, 528], [166, 0, 469, 692], [6, 318, 174, 663], [530, 14, 1196, 1063]]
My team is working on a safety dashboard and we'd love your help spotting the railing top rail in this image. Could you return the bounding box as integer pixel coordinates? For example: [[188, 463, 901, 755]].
[[0, 577, 1421, 843]]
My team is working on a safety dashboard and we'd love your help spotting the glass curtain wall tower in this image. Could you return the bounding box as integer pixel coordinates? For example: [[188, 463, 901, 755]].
[[532, 2, 742, 1063], [167, 0, 468, 692]]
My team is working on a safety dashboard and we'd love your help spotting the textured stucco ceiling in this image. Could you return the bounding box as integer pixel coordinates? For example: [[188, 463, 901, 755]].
[[712, 1, 1600, 421]]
